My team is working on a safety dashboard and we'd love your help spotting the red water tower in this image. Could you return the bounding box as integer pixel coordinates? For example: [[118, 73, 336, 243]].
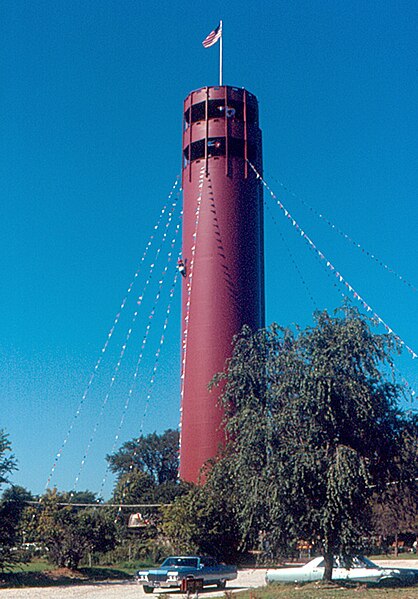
[[179, 85, 264, 483]]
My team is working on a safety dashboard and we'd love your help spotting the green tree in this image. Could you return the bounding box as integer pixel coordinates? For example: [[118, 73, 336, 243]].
[[372, 486, 418, 555], [108, 430, 187, 507], [68, 490, 100, 504], [209, 307, 418, 580], [112, 469, 190, 505], [113, 469, 156, 504], [78, 508, 118, 560], [152, 479, 190, 504], [162, 479, 240, 562], [107, 429, 179, 485], [0, 431, 25, 571], [34, 489, 116, 569], [371, 418, 418, 554], [0, 430, 17, 489], [0, 486, 32, 571]]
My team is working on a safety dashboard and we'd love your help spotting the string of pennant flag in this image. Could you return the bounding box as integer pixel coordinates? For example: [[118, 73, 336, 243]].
[[248, 161, 418, 361], [101, 248, 181, 500], [264, 201, 318, 311], [121, 235, 182, 496], [140, 269, 181, 434], [44, 179, 181, 491], [71, 213, 182, 495], [265, 170, 417, 293], [265, 188, 417, 402]]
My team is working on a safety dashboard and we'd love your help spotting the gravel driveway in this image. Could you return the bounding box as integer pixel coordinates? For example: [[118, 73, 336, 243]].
[[2, 560, 418, 599], [0, 569, 267, 599]]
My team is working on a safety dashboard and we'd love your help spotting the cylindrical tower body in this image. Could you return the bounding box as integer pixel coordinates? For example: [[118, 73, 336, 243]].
[[179, 85, 264, 483]]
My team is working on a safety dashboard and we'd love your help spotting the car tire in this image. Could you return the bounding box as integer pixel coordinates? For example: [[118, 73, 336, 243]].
[[380, 577, 401, 587], [143, 585, 154, 593], [217, 581, 227, 589]]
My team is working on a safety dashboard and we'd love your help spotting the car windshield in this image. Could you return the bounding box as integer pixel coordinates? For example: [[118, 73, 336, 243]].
[[161, 558, 199, 568], [353, 556, 378, 569]]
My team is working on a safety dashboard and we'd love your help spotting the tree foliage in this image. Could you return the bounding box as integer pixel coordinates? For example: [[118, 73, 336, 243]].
[[67, 490, 100, 504], [371, 417, 418, 551], [0, 430, 17, 490], [372, 487, 418, 544], [107, 429, 188, 508], [32, 489, 116, 569], [0, 486, 32, 571], [0, 431, 26, 571], [107, 429, 179, 485], [162, 479, 240, 562], [113, 470, 157, 504], [208, 307, 418, 579]]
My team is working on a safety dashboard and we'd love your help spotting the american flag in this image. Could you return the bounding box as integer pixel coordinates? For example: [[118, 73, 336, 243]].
[[202, 22, 222, 48]]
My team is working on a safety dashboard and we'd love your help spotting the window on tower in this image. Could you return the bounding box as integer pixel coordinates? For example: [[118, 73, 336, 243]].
[[184, 108, 190, 129], [229, 137, 245, 158], [225, 100, 243, 121], [190, 139, 205, 161], [190, 102, 206, 123], [246, 102, 258, 125], [183, 146, 190, 168], [208, 99, 225, 119], [207, 137, 225, 157]]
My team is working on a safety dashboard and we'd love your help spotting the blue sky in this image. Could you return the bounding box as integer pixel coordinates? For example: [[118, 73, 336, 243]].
[[1, 0, 417, 498]]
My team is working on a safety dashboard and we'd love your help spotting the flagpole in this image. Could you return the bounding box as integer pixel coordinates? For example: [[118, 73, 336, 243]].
[[219, 20, 223, 86]]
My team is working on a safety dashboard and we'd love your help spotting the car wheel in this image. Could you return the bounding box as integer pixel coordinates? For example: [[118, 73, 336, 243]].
[[143, 585, 154, 593], [380, 577, 402, 587], [217, 580, 227, 589]]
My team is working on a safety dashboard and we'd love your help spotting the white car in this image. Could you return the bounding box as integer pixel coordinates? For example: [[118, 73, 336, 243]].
[[266, 555, 418, 586]]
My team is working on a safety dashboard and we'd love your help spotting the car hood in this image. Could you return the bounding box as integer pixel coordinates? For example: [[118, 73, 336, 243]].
[[379, 566, 418, 577]]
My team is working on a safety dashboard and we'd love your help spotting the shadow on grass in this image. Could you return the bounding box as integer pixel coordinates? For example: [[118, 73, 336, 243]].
[[0, 567, 133, 588]]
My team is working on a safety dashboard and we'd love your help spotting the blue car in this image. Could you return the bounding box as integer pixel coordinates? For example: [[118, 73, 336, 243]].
[[136, 555, 238, 593]]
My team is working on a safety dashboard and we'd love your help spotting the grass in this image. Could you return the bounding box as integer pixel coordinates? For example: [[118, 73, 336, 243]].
[[5, 557, 153, 576], [237, 583, 418, 599], [0, 561, 133, 588], [7, 558, 51, 573], [371, 553, 418, 561], [105, 560, 155, 575]]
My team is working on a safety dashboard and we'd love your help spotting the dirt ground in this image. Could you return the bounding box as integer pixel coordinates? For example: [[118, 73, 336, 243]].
[[1, 561, 418, 599], [0, 568, 267, 599]]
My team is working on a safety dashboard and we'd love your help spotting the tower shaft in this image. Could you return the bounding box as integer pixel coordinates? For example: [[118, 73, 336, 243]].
[[180, 85, 264, 483]]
